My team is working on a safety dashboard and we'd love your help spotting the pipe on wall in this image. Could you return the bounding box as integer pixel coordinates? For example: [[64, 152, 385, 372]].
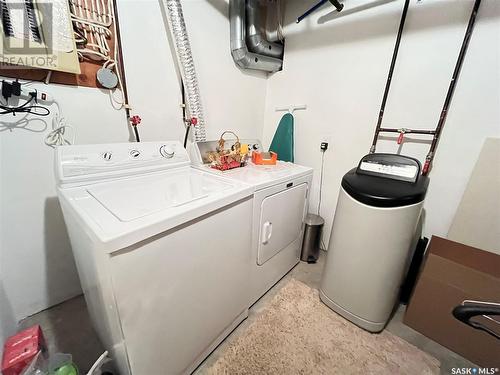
[[230, 0, 283, 73], [246, 0, 284, 59], [162, 0, 206, 141]]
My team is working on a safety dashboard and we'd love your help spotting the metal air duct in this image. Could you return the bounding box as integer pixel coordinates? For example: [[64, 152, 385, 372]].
[[230, 0, 283, 73], [246, 0, 284, 59]]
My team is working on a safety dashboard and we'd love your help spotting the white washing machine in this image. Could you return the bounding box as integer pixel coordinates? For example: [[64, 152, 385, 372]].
[[190, 140, 313, 305], [56, 141, 254, 375]]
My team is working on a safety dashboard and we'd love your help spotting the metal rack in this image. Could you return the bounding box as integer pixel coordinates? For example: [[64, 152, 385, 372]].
[[370, 0, 482, 175]]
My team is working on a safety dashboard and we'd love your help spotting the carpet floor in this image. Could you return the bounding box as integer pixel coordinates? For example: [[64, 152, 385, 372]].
[[204, 279, 440, 375]]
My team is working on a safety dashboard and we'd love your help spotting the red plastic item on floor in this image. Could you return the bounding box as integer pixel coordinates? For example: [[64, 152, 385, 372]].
[[1, 325, 46, 375]]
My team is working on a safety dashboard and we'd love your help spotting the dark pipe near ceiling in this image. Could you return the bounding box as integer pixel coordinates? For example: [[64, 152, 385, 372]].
[[297, 0, 344, 24]]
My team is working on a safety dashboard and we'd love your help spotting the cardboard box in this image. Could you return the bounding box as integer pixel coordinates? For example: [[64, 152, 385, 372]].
[[404, 236, 500, 367], [1, 326, 46, 375]]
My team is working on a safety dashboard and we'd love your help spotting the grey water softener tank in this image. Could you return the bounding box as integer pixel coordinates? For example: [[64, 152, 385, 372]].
[[320, 154, 429, 332]]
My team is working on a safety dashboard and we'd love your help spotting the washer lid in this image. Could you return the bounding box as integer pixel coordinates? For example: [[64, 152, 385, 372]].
[[342, 154, 429, 208], [87, 168, 235, 222]]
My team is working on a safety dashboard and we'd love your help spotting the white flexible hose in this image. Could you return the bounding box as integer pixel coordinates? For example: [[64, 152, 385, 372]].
[[162, 0, 206, 142], [86, 351, 109, 375]]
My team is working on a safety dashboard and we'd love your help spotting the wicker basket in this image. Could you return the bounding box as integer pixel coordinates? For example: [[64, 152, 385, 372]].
[[206, 131, 248, 171]]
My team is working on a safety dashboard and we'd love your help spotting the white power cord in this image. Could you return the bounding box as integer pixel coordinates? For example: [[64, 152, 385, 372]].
[[44, 101, 75, 147], [317, 150, 327, 251], [86, 350, 109, 375], [317, 151, 325, 216], [0, 81, 74, 146]]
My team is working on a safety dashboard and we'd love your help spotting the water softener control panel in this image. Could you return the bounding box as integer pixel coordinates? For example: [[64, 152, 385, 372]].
[[356, 154, 421, 183]]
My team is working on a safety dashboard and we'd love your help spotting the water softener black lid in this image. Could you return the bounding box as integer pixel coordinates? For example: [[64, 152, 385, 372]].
[[341, 154, 430, 208]]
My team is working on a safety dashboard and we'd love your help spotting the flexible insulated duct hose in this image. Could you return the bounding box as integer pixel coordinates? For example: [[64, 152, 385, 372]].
[[162, 0, 206, 141]]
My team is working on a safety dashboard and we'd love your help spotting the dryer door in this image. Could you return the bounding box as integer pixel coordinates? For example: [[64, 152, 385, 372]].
[[257, 183, 308, 265]]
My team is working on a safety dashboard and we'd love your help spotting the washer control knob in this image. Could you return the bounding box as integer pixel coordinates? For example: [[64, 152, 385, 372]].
[[130, 149, 141, 158], [159, 145, 175, 159], [103, 152, 112, 161]]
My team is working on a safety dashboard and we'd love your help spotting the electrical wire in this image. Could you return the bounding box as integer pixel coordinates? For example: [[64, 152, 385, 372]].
[[0, 96, 50, 116], [44, 103, 75, 147], [317, 150, 327, 251], [1, 82, 74, 147], [106, 0, 128, 110], [71, 0, 137, 143], [317, 150, 325, 216], [109, 0, 138, 143], [69, 0, 128, 110], [86, 351, 109, 375]]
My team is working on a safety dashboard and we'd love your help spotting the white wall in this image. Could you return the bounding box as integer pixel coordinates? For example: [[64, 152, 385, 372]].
[[182, 0, 268, 140], [2, 0, 497, 331], [263, 0, 500, 247], [0, 277, 17, 357], [0, 138, 17, 355], [0, 0, 267, 325]]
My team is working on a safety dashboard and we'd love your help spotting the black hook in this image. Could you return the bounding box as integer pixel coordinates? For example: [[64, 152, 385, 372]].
[[296, 0, 343, 24], [329, 0, 344, 12]]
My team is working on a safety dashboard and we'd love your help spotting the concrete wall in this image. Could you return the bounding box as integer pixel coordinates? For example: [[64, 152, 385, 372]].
[[0, 0, 266, 324], [263, 0, 500, 247]]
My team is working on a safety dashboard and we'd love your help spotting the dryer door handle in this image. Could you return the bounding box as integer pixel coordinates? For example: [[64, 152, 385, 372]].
[[262, 221, 273, 245]]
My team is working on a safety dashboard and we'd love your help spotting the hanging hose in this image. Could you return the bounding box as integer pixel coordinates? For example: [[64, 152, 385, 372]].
[[181, 79, 190, 148], [162, 0, 206, 142]]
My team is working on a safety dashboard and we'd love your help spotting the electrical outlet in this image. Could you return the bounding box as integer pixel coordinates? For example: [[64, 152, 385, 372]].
[[320, 142, 329, 151], [0, 80, 53, 103]]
